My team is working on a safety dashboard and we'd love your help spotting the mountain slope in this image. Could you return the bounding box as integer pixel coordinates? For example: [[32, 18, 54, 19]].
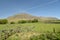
[[7, 13, 58, 22], [7, 13, 40, 22]]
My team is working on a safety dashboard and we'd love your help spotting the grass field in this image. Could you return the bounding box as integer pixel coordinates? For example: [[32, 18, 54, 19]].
[[0, 22, 60, 32], [0, 22, 60, 40]]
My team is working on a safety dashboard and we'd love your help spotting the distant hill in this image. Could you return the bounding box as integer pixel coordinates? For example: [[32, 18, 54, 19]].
[[7, 13, 40, 22], [7, 13, 58, 22]]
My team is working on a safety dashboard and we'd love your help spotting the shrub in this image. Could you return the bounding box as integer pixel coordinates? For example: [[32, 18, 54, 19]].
[[0, 19, 8, 24], [18, 20, 27, 24], [10, 22, 15, 24], [18, 19, 38, 24], [27, 20, 32, 23], [32, 19, 38, 23]]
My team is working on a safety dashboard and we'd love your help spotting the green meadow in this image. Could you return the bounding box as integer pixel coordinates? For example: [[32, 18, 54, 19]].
[[0, 22, 60, 32], [0, 22, 60, 40]]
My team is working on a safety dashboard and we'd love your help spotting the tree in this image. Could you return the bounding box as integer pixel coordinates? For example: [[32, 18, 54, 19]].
[[18, 20, 27, 24], [10, 22, 15, 24], [32, 19, 38, 23], [0, 19, 8, 24]]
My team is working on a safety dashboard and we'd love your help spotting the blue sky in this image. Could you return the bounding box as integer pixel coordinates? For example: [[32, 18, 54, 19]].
[[0, 0, 60, 18]]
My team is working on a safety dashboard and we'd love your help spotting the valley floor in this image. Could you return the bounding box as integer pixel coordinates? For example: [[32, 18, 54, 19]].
[[0, 22, 60, 32], [0, 22, 60, 40]]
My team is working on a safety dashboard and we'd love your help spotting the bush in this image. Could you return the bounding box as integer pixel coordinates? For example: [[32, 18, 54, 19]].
[[27, 20, 32, 23], [18, 20, 27, 24], [10, 22, 15, 24], [32, 19, 38, 23], [0, 19, 8, 24], [18, 19, 38, 24]]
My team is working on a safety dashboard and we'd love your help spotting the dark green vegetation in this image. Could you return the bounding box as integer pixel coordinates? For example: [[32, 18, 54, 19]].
[[0, 19, 8, 24], [18, 19, 38, 24], [0, 18, 60, 24], [0, 19, 39, 24], [10, 21, 15, 24]]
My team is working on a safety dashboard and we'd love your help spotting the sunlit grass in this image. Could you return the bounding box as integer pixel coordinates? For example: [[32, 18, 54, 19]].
[[0, 22, 60, 32]]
